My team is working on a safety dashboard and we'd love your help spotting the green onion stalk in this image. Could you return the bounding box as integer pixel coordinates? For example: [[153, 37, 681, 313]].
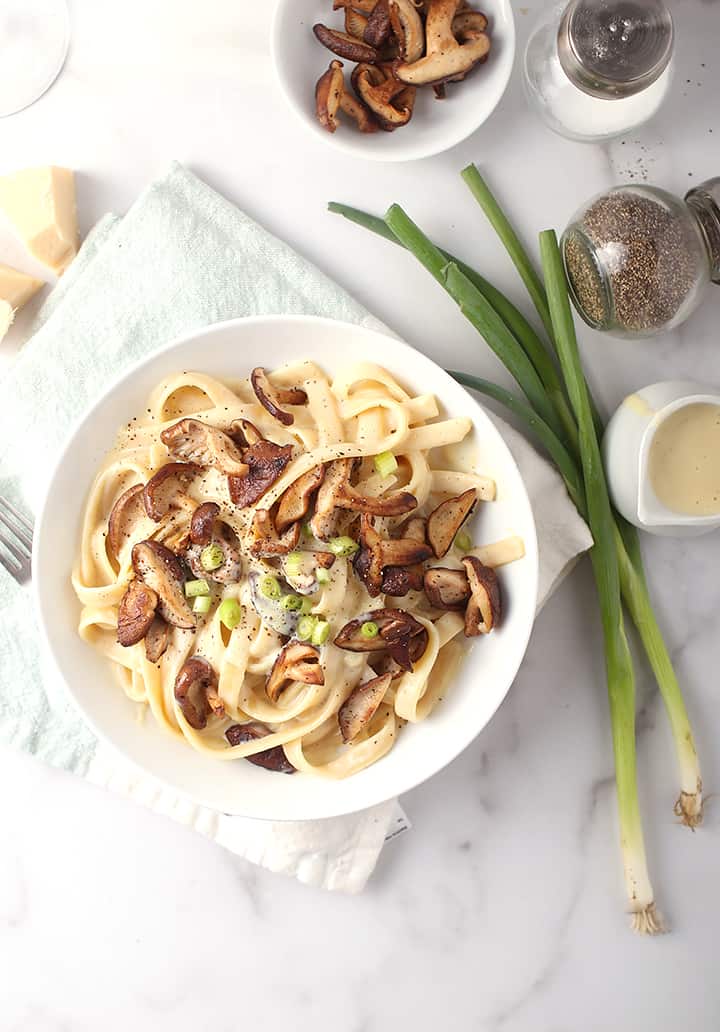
[[328, 186, 702, 831]]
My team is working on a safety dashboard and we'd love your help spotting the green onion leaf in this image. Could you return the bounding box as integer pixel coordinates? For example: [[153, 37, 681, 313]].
[[218, 597, 242, 630], [373, 450, 398, 478], [285, 551, 305, 578], [200, 543, 224, 572], [316, 567, 331, 585], [329, 536, 359, 558], [193, 594, 212, 614], [259, 575, 281, 601], [454, 530, 473, 553], [360, 620, 379, 639], [280, 593, 303, 612], [311, 620, 331, 646], [299, 597, 315, 615], [185, 578, 210, 598], [296, 616, 317, 641]]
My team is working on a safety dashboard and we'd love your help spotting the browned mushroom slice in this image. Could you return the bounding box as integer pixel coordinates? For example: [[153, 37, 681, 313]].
[[131, 539, 195, 629], [389, 0, 425, 62], [316, 59, 345, 133], [334, 608, 427, 671], [344, 6, 369, 38], [160, 418, 248, 477], [351, 63, 416, 131], [250, 367, 308, 427], [275, 465, 325, 533], [426, 488, 477, 558], [461, 556, 501, 635], [117, 579, 159, 647], [394, 0, 491, 86], [144, 616, 169, 662], [314, 23, 379, 62], [424, 567, 471, 609], [433, 82, 446, 99], [225, 722, 295, 774], [381, 566, 424, 596], [363, 0, 392, 47], [311, 457, 417, 540], [189, 501, 220, 545], [228, 418, 265, 448], [228, 440, 293, 508], [333, 0, 378, 11], [355, 513, 432, 596], [108, 483, 145, 559], [452, 9, 489, 39], [249, 509, 302, 558], [339, 91, 379, 132], [266, 642, 325, 703], [143, 462, 198, 521], [339, 673, 392, 742], [174, 656, 222, 730]]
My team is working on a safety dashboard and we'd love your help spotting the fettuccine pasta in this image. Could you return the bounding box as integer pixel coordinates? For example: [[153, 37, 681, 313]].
[[73, 360, 524, 778]]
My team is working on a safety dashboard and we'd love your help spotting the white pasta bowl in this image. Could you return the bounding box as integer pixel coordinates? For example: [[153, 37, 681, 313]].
[[33, 316, 538, 821], [271, 0, 516, 163]]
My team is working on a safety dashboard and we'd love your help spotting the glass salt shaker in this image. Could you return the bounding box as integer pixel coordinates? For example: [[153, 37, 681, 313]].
[[522, 0, 674, 142], [561, 178, 720, 339]]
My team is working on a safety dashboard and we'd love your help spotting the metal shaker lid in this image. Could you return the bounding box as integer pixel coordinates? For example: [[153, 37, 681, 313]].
[[558, 0, 674, 99]]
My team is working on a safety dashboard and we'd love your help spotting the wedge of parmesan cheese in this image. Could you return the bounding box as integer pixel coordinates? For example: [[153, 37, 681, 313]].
[[0, 263, 44, 310], [0, 300, 14, 343], [0, 167, 78, 274]]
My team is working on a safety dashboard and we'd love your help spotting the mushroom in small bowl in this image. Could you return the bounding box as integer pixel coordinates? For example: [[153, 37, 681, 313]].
[[271, 0, 515, 162]]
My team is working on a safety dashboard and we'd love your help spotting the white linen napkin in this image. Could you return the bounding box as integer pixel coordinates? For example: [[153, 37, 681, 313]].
[[0, 164, 592, 892]]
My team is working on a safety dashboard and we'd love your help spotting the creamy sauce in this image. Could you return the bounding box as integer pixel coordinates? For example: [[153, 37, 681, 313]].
[[648, 403, 720, 516]]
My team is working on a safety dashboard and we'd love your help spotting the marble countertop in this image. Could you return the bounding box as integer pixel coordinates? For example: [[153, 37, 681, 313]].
[[1, 1, 719, 1028]]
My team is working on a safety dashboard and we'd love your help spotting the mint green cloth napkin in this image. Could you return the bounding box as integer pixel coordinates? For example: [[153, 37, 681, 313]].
[[0, 163, 591, 890]]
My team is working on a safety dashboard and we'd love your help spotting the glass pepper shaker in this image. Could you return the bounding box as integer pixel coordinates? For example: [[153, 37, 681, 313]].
[[522, 0, 674, 142], [561, 178, 720, 339]]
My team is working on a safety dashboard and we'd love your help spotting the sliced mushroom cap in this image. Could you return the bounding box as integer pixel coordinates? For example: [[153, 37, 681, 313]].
[[424, 566, 471, 609], [189, 501, 221, 545], [461, 556, 501, 635], [389, 0, 425, 62], [452, 9, 489, 40], [394, 0, 491, 86], [426, 487, 477, 558], [174, 656, 222, 730], [355, 513, 432, 597], [228, 440, 293, 508], [363, 0, 392, 47], [131, 539, 195, 629], [351, 62, 416, 131], [339, 673, 392, 742], [311, 457, 417, 540], [332, 0, 378, 12], [314, 23, 379, 62], [316, 59, 345, 133], [143, 462, 198, 522], [225, 722, 296, 774], [117, 579, 159, 647], [108, 483, 145, 560], [250, 367, 308, 427], [334, 608, 428, 671], [249, 509, 302, 559], [266, 642, 325, 703], [228, 418, 265, 448], [187, 520, 243, 584], [160, 418, 248, 477], [144, 616, 170, 662], [381, 565, 424, 596], [340, 91, 380, 132], [275, 465, 325, 533], [344, 6, 369, 38]]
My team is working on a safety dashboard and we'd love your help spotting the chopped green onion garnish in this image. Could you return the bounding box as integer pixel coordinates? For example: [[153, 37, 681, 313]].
[[280, 593, 303, 612], [285, 551, 305, 578], [373, 450, 398, 478], [302, 522, 313, 539], [360, 620, 379, 639], [316, 567, 331, 585], [185, 578, 210, 598], [455, 530, 473, 553], [296, 616, 317, 641], [193, 595, 212, 614], [329, 535, 359, 558], [200, 543, 224, 571], [218, 597, 242, 629], [259, 575, 281, 600], [311, 620, 330, 646], [299, 597, 315, 615]]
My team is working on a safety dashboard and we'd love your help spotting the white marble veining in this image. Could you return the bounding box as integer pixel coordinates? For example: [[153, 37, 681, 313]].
[[1, 1, 719, 1028]]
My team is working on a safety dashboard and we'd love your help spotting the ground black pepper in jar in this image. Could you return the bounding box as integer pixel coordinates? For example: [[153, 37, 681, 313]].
[[561, 179, 720, 338]]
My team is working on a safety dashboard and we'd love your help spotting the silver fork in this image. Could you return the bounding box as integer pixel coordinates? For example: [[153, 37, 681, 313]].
[[0, 497, 33, 584]]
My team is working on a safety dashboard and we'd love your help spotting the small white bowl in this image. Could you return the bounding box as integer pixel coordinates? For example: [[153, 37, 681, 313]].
[[33, 315, 538, 821], [271, 0, 516, 163], [603, 380, 720, 538]]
